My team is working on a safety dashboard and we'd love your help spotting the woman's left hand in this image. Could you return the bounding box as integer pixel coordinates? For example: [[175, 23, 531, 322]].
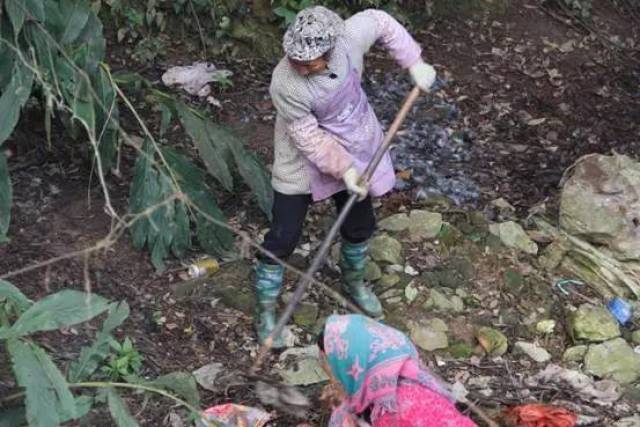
[[409, 60, 436, 92]]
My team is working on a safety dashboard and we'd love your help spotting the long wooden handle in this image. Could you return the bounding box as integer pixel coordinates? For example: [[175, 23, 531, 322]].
[[251, 86, 423, 372]]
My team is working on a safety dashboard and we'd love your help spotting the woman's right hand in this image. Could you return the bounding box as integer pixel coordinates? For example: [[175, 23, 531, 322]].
[[320, 382, 346, 410], [342, 167, 368, 201]]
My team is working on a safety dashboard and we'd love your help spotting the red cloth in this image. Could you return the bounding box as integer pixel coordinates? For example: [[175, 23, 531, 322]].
[[503, 404, 577, 427], [373, 383, 477, 427]]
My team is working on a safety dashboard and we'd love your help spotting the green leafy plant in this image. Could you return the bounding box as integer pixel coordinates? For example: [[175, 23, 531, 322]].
[[101, 337, 144, 380], [124, 86, 273, 271], [0, 0, 273, 269], [0, 280, 207, 427]]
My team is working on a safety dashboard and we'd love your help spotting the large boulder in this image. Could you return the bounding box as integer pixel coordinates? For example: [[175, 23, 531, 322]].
[[584, 338, 640, 384], [571, 304, 620, 342], [560, 153, 640, 261]]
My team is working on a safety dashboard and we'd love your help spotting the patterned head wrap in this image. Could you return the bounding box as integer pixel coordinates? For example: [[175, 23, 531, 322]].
[[322, 314, 453, 426], [283, 6, 345, 61]]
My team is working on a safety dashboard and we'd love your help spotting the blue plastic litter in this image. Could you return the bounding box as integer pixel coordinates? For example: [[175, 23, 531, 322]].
[[607, 297, 633, 325]]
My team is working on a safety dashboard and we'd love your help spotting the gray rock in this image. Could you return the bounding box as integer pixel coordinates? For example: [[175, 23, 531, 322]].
[[632, 330, 640, 345], [408, 210, 443, 241], [364, 260, 382, 282], [514, 341, 552, 363], [192, 363, 224, 392], [379, 273, 401, 288], [572, 304, 621, 342], [370, 234, 403, 265], [277, 346, 329, 386], [476, 327, 508, 356], [562, 345, 588, 362], [489, 221, 538, 255], [405, 281, 419, 304], [425, 318, 449, 332], [378, 213, 411, 232], [584, 338, 640, 384], [535, 319, 556, 335], [410, 321, 448, 351], [424, 288, 464, 312]]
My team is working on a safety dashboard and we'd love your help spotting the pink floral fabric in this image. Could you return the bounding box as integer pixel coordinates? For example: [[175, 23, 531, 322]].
[[374, 382, 477, 427], [323, 315, 476, 427]]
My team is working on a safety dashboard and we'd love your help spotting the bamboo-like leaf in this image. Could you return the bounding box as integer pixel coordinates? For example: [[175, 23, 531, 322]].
[[0, 39, 15, 90], [0, 280, 32, 313], [189, 189, 234, 256], [161, 147, 206, 186], [71, 76, 96, 139], [171, 201, 191, 258], [137, 372, 200, 408], [8, 340, 77, 427], [176, 103, 233, 191], [129, 140, 157, 250], [148, 174, 175, 271], [0, 396, 89, 427], [0, 406, 26, 427], [94, 67, 119, 172], [5, 0, 26, 35], [0, 59, 34, 146], [25, 0, 46, 22], [9, 290, 109, 338], [0, 152, 12, 243], [68, 302, 130, 382], [59, 0, 91, 44], [107, 389, 140, 427], [75, 11, 105, 72], [203, 124, 273, 219]]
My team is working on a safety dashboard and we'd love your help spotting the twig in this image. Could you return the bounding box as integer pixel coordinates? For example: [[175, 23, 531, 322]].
[[188, 0, 208, 59]]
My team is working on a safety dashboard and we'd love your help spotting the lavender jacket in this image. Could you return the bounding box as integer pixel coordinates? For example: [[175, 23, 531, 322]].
[[269, 9, 423, 198]]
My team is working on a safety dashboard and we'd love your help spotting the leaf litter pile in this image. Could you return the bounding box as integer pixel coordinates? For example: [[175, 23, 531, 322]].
[[1, 1, 639, 426]]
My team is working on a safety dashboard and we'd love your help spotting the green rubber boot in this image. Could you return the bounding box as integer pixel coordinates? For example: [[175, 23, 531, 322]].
[[339, 241, 383, 317], [254, 262, 285, 348]]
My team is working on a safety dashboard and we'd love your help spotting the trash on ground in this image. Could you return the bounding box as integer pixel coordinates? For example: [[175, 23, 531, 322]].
[[254, 380, 310, 419], [162, 62, 232, 97], [188, 258, 220, 278], [527, 364, 622, 405], [197, 404, 271, 427], [503, 403, 577, 427]]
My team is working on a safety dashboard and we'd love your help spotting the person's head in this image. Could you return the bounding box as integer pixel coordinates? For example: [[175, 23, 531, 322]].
[[282, 6, 344, 76]]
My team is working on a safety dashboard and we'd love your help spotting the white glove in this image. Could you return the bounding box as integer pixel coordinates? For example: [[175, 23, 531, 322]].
[[342, 167, 368, 201], [409, 60, 436, 92]]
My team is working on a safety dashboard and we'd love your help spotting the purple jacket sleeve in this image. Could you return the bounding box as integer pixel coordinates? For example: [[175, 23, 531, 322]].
[[287, 114, 353, 180], [346, 9, 423, 69]]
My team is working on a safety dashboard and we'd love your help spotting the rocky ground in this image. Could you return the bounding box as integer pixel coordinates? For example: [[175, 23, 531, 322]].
[[2, 1, 640, 426]]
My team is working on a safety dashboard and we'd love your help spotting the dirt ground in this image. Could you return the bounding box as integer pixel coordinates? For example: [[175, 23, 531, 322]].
[[1, 1, 639, 426]]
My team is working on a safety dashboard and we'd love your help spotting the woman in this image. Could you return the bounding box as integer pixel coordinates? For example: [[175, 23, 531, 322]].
[[317, 314, 477, 427], [255, 5, 437, 346]]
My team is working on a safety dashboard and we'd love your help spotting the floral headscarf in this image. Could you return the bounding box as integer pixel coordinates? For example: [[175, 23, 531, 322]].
[[323, 315, 453, 427], [282, 6, 345, 61]]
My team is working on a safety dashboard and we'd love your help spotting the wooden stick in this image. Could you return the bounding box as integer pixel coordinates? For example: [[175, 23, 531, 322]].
[[252, 86, 422, 372]]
